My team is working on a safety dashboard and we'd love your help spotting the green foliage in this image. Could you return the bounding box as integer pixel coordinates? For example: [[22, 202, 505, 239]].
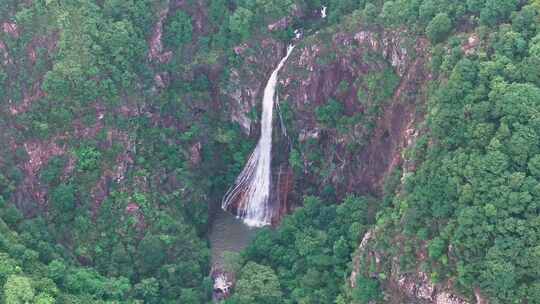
[[229, 7, 254, 41], [1, 1, 538, 303], [0, 0, 223, 301], [3, 275, 35, 304], [134, 277, 159, 303], [137, 234, 167, 275], [426, 13, 452, 43], [209, 0, 229, 27], [228, 262, 282, 304], [241, 195, 371, 303], [39, 156, 66, 186], [315, 98, 344, 127], [382, 4, 540, 301], [327, 0, 365, 24], [47, 260, 66, 283], [1, 206, 23, 227], [362, 3, 379, 24], [289, 148, 303, 173], [352, 275, 382, 304], [74, 146, 101, 172], [50, 184, 76, 213], [363, 67, 400, 103], [222, 251, 243, 275], [164, 10, 193, 49], [0, 68, 6, 103], [480, 0, 519, 26]]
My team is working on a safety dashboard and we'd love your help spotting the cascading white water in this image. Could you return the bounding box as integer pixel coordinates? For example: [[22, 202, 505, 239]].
[[222, 45, 295, 227]]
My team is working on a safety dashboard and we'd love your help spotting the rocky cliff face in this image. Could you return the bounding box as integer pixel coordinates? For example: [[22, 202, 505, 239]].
[[223, 38, 285, 134], [224, 25, 428, 223], [350, 230, 472, 304], [284, 28, 428, 194], [219, 18, 495, 303], [0, 4, 491, 302]]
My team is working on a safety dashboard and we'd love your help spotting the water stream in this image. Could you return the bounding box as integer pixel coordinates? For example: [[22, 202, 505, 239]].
[[221, 46, 295, 227]]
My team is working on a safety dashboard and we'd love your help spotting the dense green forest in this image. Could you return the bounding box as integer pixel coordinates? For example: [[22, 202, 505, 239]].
[[225, 1, 540, 303], [0, 0, 539, 303], [224, 195, 373, 304]]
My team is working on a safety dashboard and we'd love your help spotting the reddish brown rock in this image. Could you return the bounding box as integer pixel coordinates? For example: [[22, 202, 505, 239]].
[[190, 142, 202, 166], [148, 6, 172, 64], [272, 164, 294, 225], [12, 139, 66, 214], [0, 39, 12, 65], [268, 16, 291, 32], [350, 230, 472, 304], [2, 22, 19, 38], [462, 33, 480, 56], [26, 32, 59, 65], [474, 288, 490, 304], [125, 203, 140, 214], [280, 29, 428, 197], [224, 26, 428, 222]]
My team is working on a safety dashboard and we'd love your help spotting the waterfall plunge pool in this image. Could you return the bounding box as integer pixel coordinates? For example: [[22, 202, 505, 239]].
[[209, 208, 259, 270]]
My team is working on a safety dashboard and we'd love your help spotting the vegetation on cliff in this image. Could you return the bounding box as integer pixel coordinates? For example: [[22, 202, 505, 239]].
[[0, 0, 539, 303], [230, 1, 540, 303]]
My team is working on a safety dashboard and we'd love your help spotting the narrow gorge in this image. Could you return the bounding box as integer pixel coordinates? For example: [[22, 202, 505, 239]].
[[0, 1, 538, 303]]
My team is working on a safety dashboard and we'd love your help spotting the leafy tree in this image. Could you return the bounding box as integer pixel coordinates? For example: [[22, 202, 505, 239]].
[[241, 195, 369, 302], [2, 206, 23, 227], [428, 237, 446, 260], [209, 0, 229, 27], [34, 293, 55, 304], [222, 251, 243, 275], [74, 146, 101, 172], [63, 268, 106, 296], [380, 1, 401, 27], [352, 275, 382, 304], [229, 262, 282, 304], [0, 254, 19, 286], [179, 288, 201, 304], [134, 277, 159, 303], [3, 275, 35, 304], [315, 99, 344, 127], [229, 7, 254, 41], [426, 13, 452, 43], [50, 184, 76, 214], [39, 156, 66, 186], [137, 234, 167, 276], [362, 3, 379, 24], [47, 260, 67, 283], [164, 10, 193, 49], [528, 155, 540, 178], [480, 0, 519, 26]]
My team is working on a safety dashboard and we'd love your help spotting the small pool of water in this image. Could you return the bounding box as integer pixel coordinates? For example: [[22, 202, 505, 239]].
[[209, 209, 259, 269]]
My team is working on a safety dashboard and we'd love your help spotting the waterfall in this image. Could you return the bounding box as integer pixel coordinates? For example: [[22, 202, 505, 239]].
[[222, 45, 295, 227]]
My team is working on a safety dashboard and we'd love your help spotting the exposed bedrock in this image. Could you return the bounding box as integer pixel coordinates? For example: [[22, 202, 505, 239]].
[[223, 27, 429, 223]]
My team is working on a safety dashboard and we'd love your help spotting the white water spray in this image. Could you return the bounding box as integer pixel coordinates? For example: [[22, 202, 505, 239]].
[[222, 45, 295, 227], [294, 29, 302, 39]]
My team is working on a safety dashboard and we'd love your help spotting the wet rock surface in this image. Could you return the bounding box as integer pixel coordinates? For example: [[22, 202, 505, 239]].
[[224, 26, 428, 222], [223, 38, 284, 135], [221, 23, 489, 302]]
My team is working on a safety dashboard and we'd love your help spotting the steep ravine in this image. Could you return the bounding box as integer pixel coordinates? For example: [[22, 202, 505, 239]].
[[220, 22, 487, 303], [223, 26, 428, 222], [0, 2, 507, 302]]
